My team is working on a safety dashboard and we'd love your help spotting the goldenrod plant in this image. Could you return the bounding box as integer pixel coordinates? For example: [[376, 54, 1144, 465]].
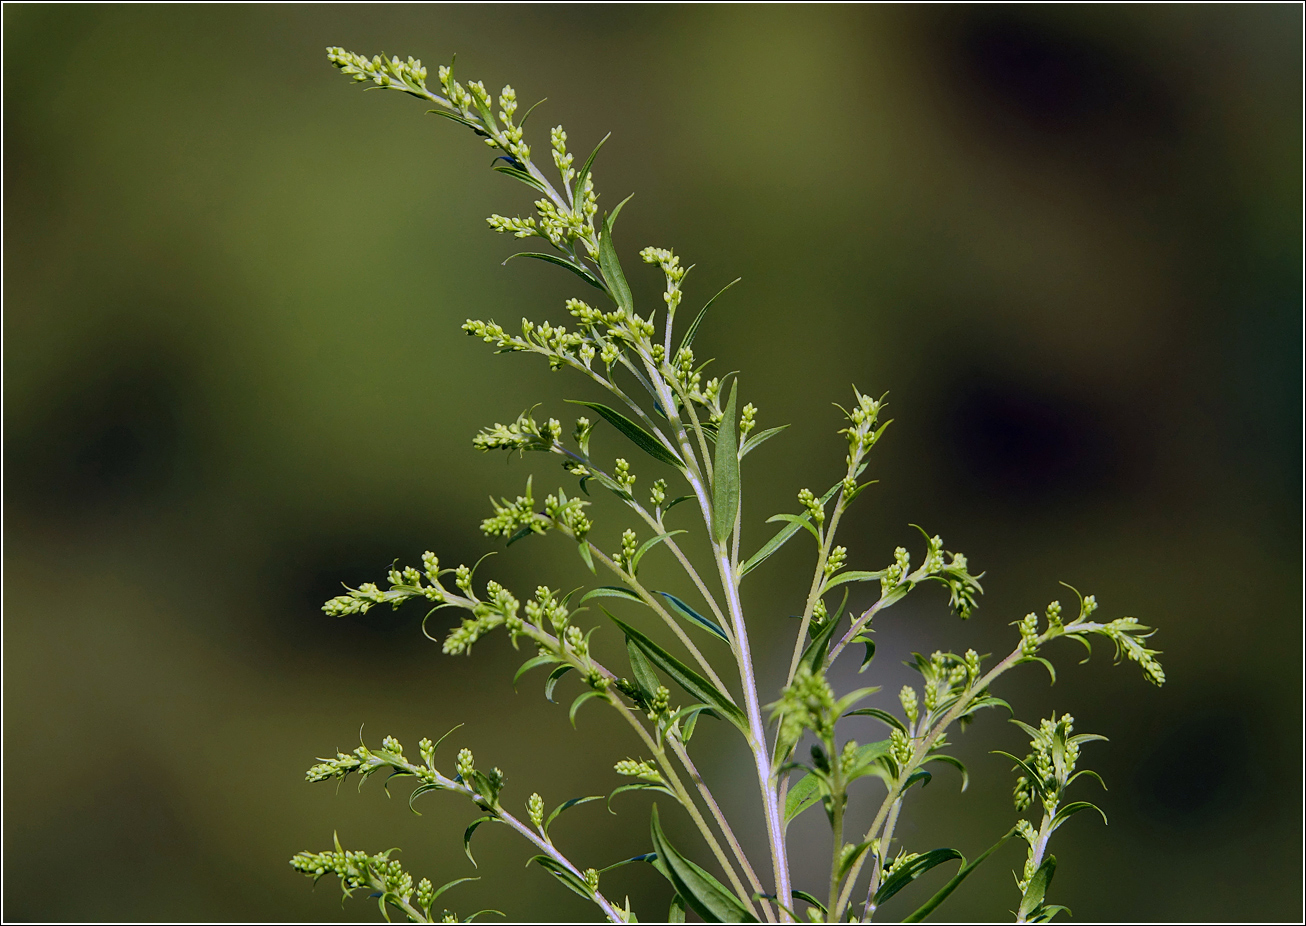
[[292, 47, 1166, 924]]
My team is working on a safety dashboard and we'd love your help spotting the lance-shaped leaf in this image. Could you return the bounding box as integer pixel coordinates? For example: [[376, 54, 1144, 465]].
[[845, 707, 909, 735], [655, 590, 729, 641], [822, 569, 888, 593], [740, 424, 788, 459], [783, 771, 825, 829], [526, 855, 593, 900], [631, 530, 687, 575], [580, 585, 645, 605], [1018, 856, 1057, 921], [491, 160, 549, 194], [902, 828, 1016, 923], [503, 251, 605, 292], [626, 638, 662, 701], [1050, 801, 1108, 833], [873, 848, 964, 906], [569, 690, 605, 727], [679, 277, 740, 354], [650, 806, 757, 923], [798, 608, 844, 675], [600, 852, 658, 873], [711, 381, 740, 544], [544, 665, 574, 702], [838, 841, 876, 880], [566, 400, 682, 467], [463, 816, 496, 867], [543, 795, 603, 838], [514, 654, 559, 688], [571, 132, 609, 209], [598, 197, 635, 312], [607, 613, 748, 733], [740, 483, 839, 576], [924, 753, 970, 791], [607, 780, 679, 812]]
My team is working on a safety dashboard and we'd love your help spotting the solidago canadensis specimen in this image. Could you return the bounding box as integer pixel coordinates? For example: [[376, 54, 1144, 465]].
[[293, 47, 1166, 924]]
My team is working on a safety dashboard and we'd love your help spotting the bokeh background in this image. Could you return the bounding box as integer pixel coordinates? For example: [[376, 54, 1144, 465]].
[[4, 3, 1301, 922]]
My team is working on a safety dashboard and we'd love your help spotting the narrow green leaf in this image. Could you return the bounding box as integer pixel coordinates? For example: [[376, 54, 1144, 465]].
[[650, 806, 757, 922], [514, 654, 559, 688], [1050, 801, 1108, 833], [606, 780, 679, 813], [430, 876, 479, 904], [491, 161, 548, 193], [526, 854, 593, 899], [872, 848, 964, 905], [599, 201, 634, 311], [711, 381, 740, 544], [741, 484, 839, 576], [462, 910, 505, 923], [668, 894, 687, 923], [904, 768, 933, 791], [427, 109, 485, 132], [569, 690, 605, 727], [571, 132, 609, 210], [902, 828, 1017, 923], [822, 569, 887, 592], [856, 634, 877, 673], [1018, 856, 1057, 920], [765, 512, 821, 543], [679, 277, 740, 353], [844, 707, 908, 735], [1016, 655, 1058, 684], [664, 494, 694, 512], [799, 612, 843, 675], [631, 530, 687, 575], [783, 772, 825, 828], [607, 614, 747, 733], [924, 754, 969, 791], [627, 638, 661, 701], [463, 816, 495, 868], [654, 590, 729, 641], [577, 540, 596, 574], [544, 665, 574, 702], [599, 853, 658, 873], [544, 795, 603, 837], [566, 400, 682, 467], [580, 585, 646, 605], [991, 751, 1050, 801], [503, 251, 604, 291], [739, 424, 788, 459], [844, 739, 894, 783], [791, 890, 827, 915]]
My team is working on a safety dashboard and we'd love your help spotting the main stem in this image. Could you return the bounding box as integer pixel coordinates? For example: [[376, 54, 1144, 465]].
[[717, 547, 792, 920]]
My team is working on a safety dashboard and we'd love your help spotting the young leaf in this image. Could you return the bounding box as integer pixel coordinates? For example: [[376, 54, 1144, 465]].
[[543, 795, 603, 838], [578, 540, 596, 574], [740, 484, 840, 576], [650, 805, 758, 923], [924, 754, 969, 791], [526, 854, 593, 899], [580, 585, 646, 605], [1018, 856, 1057, 921], [783, 771, 825, 829], [838, 841, 876, 880], [607, 614, 748, 733], [544, 664, 574, 702], [463, 816, 496, 867], [711, 381, 740, 545], [627, 638, 662, 701], [739, 424, 789, 459], [569, 690, 605, 727], [566, 400, 682, 467], [668, 893, 687, 923], [631, 530, 688, 575], [572, 132, 610, 210], [514, 654, 559, 687], [791, 890, 827, 916], [855, 634, 877, 673], [598, 201, 634, 312], [799, 610, 844, 675], [503, 251, 605, 291], [765, 513, 822, 543], [599, 853, 658, 873], [654, 590, 729, 641], [822, 569, 887, 592], [607, 780, 679, 813], [490, 161, 549, 194], [678, 277, 740, 354], [872, 848, 964, 905], [1050, 801, 1108, 833], [902, 828, 1017, 923], [844, 707, 908, 735]]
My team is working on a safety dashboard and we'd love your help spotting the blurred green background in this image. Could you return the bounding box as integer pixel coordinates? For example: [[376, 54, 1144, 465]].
[[4, 4, 1301, 922]]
